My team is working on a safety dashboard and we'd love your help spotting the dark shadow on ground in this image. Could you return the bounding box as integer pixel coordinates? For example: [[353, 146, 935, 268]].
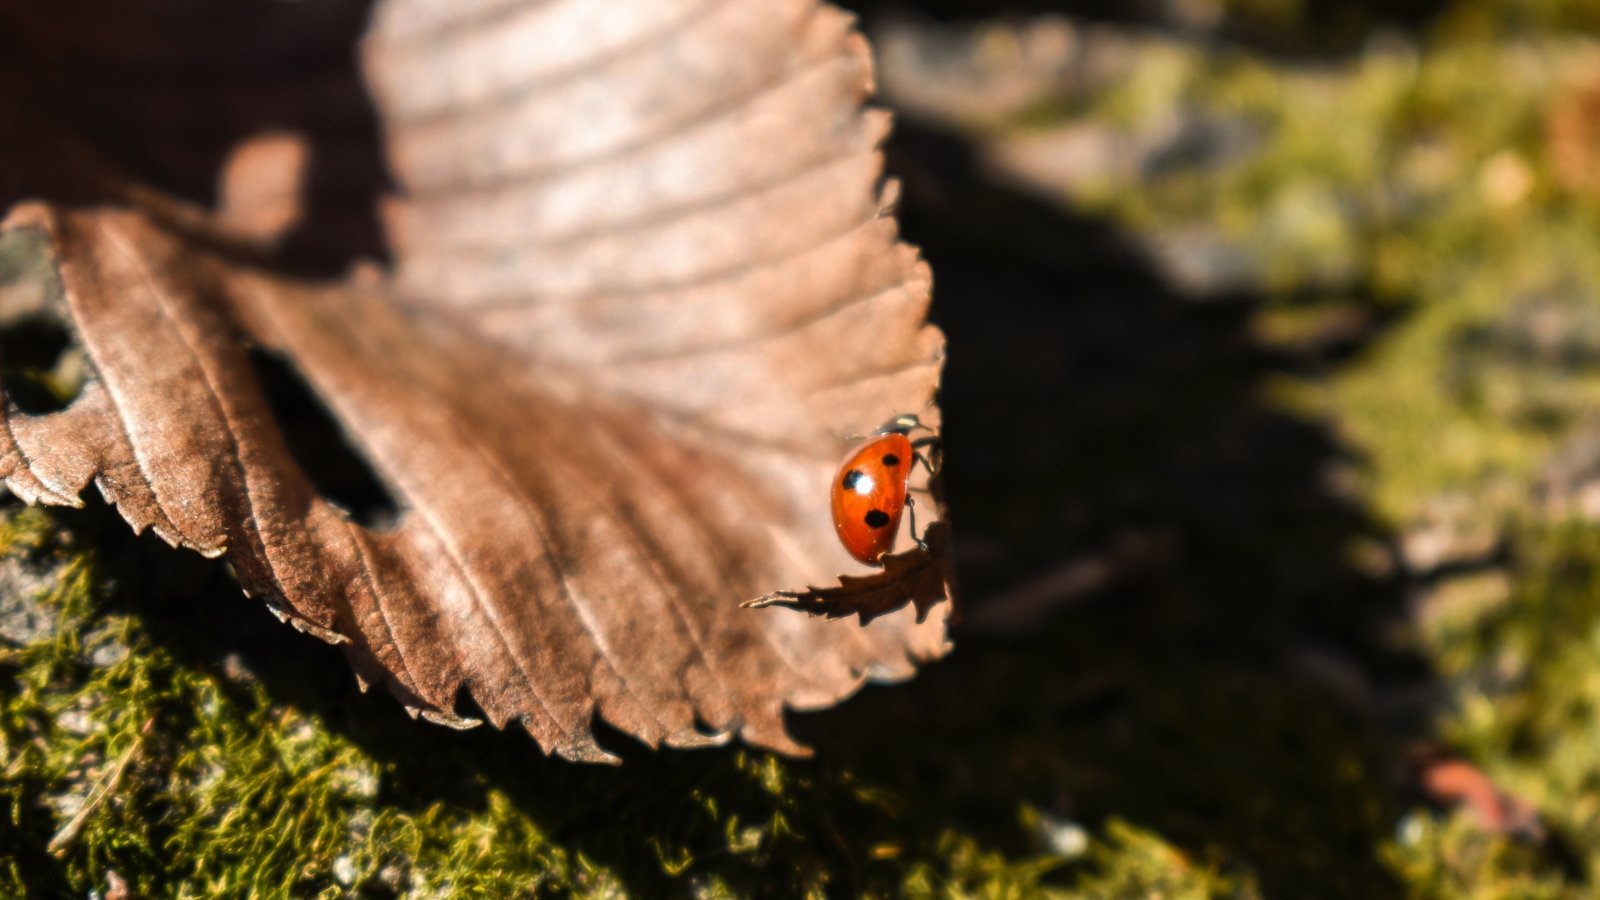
[[798, 118, 1432, 895]]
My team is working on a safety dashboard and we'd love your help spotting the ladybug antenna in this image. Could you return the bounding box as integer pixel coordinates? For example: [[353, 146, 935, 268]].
[[875, 413, 928, 436]]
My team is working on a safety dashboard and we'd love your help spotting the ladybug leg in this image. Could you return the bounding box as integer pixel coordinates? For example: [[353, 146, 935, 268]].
[[907, 445, 939, 500], [905, 494, 929, 551]]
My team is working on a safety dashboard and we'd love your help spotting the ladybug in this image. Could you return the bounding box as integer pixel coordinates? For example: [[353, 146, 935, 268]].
[[831, 414, 935, 565]]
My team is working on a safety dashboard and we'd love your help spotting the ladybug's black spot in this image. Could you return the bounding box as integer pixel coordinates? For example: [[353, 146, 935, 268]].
[[881, 453, 901, 467], [842, 469, 865, 491], [864, 509, 891, 529]]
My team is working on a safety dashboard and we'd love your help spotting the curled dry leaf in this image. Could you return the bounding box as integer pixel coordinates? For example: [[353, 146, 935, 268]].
[[0, 0, 952, 761]]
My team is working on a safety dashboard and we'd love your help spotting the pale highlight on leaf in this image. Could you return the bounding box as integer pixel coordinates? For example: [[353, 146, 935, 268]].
[[0, 0, 952, 761]]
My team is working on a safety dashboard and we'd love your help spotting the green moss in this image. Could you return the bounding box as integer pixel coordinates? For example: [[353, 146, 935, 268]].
[[1068, 820, 1257, 899], [0, 514, 587, 896], [1047, 10, 1600, 523], [0, 511, 1109, 896]]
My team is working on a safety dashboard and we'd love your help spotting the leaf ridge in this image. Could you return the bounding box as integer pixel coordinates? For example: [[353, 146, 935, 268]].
[[62, 224, 211, 552], [607, 279, 906, 369], [383, 0, 724, 130], [421, 137, 880, 260], [343, 519, 429, 705], [393, 12, 839, 200], [417, 206, 890, 312]]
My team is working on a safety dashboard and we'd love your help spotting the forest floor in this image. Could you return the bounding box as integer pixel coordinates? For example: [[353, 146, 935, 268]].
[[5, 0, 1600, 896]]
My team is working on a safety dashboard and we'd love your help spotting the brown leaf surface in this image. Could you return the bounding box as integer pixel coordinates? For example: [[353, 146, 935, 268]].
[[0, 0, 951, 760]]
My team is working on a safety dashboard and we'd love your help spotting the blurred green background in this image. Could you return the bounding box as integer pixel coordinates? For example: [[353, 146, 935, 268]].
[[5, 0, 1600, 895]]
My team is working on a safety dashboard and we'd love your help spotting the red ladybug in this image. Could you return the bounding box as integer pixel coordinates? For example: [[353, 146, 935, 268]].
[[831, 414, 933, 565]]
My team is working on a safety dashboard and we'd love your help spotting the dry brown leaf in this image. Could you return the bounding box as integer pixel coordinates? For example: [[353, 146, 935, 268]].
[[0, 0, 951, 761]]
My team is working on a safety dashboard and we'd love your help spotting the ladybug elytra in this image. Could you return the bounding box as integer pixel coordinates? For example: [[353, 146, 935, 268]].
[[830, 414, 934, 565]]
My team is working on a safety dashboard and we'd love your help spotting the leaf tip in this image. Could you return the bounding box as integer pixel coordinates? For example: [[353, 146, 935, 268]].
[[557, 738, 622, 766], [418, 708, 483, 731], [664, 729, 735, 750], [262, 599, 350, 645], [3, 473, 85, 509], [189, 540, 229, 560], [740, 720, 814, 759]]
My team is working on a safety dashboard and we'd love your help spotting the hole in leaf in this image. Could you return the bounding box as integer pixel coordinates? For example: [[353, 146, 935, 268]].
[[0, 228, 85, 414], [248, 346, 402, 530]]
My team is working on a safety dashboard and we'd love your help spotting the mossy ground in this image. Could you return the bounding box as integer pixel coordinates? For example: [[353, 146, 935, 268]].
[[5, 0, 1600, 895]]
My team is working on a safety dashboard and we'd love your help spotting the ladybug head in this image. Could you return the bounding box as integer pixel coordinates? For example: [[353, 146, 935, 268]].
[[874, 413, 927, 436]]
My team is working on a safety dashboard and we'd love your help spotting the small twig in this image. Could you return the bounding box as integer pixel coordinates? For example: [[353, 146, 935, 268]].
[[960, 529, 1179, 634], [47, 717, 154, 858]]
